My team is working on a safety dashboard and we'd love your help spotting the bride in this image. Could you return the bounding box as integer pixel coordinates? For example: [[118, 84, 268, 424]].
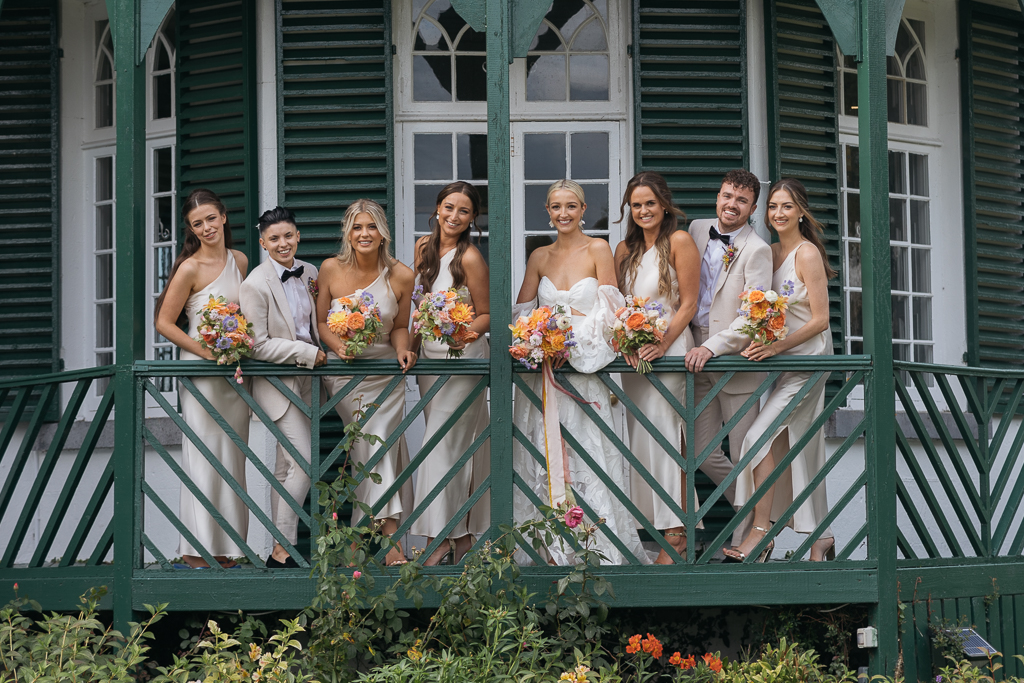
[[513, 180, 651, 565]]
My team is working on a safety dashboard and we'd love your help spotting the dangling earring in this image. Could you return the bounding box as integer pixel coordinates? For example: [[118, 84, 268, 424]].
[[580, 219, 586, 227], [548, 221, 554, 228], [799, 216, 804, 223], [469, 221, 474, 230]]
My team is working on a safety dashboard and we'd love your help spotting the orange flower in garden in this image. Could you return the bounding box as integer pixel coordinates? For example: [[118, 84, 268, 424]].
[[669, 652, 681, 666], [347, 311, 366, 331], [703, 653, 722, 673], [641, 634, 663, 659], [747, 289, 765, 303], [626, 634, 642, 654], [626, 312, 647, 330]]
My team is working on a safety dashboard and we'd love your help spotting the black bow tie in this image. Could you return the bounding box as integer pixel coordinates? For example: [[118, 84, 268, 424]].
[[709, 226, 732, 245], [281, 265, 304, 283]]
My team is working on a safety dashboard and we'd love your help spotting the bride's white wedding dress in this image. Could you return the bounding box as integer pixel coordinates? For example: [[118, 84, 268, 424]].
[[512, 276, 652, 565]]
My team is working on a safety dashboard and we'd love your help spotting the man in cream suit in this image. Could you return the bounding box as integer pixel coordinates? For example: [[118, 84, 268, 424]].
[[239, 206, 326, 568], [684, 170, 773, 548]]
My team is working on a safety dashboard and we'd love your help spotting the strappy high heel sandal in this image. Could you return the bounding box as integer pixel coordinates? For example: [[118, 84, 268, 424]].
[[723, 526, 775, 563], [437, 538, 456, 566]]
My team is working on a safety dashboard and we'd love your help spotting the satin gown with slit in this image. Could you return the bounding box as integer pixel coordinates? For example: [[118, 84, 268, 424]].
[[513, 276, 651, 565], [178, 251, 250, 558], [323, 268, 413, 525], [735, 242, 834, 538], [621, 247, 699, 531], [412, 249, 491, 540]]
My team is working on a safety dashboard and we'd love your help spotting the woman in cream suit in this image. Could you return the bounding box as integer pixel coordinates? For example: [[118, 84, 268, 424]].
[[239, 206, 326, 569]]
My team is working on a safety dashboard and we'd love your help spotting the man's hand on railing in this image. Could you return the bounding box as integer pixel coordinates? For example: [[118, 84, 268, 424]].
[[314, 349, 327, 367]]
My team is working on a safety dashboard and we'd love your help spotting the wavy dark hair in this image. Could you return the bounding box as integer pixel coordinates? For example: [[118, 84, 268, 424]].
[[616, 172, 686, 298], [154, 188, 233, 326], [721, 169, 762, 203], [257, 206, 297, 234], [415, 181, 482, 291], [766, 178, 837, 279]]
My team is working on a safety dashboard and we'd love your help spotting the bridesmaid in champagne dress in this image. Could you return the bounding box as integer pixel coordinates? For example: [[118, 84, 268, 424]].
[[317, 199, 417, 566], [155, 189, 250, 569], [411, 182, 491, 566], [613, 172, 701, 565], [513, 180, 650, 566], [725, 179, 837, 563]]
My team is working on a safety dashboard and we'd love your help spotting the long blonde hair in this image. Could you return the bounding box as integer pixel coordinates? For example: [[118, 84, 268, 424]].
[[336, 199, 398, 274], [546, 179, 586, 206]]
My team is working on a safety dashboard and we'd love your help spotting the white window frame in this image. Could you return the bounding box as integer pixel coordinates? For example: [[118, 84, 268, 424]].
[[94, 20, 115, 131], [91, 151, 116, 396]]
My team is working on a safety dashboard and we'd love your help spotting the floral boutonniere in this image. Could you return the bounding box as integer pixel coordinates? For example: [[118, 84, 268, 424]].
[[722, 244, 738, 270], [307, 277, 319, 300]]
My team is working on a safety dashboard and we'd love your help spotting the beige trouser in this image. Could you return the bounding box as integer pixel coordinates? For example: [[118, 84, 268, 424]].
[[691, 326, 758, 548], [270, 374, 312, 546]]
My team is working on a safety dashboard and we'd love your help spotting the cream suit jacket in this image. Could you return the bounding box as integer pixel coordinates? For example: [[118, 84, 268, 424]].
[[689, 219, 773, 394], [239, 257, 321, 422]]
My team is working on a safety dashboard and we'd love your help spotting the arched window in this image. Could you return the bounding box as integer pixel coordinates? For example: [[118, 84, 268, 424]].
[[151, 13, 175, 120], [837, 18, 926, 126], [412, 0, 486, 102], [526, 0, 610, 101], [94, 21, 114, 128]]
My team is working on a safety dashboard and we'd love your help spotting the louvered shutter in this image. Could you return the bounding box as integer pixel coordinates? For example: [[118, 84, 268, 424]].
[[961, 1, 1024, 369], [764, 0, 846, 366], [176, 0, 260, 263], [278, 0, 392, 265], [0, 0, 60, 382], [633, 0, 748, 219]]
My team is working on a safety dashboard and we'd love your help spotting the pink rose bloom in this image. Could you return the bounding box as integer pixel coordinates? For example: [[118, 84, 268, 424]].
[[352, 571, 362, 579], [564, 506, 584, 528]]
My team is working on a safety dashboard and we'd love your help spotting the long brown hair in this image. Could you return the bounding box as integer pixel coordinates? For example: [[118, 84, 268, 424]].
[[153, 188, 233, 325], [765, 178, 837, 279], [416, 182, 482, 291], [616, 172, 686, 298], [336, 199, 398, 274]]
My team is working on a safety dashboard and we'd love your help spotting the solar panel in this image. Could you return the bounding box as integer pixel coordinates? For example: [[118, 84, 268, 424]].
[[956, 628, 996, 658]]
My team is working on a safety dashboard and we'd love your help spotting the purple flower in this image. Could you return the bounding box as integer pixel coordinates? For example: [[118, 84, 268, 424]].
[[441, 322, 456, 335], [412, 285, 424, 303], [216, 337, 233, 350], [780, 280, 795, 296], [222, 316, 239, 332]]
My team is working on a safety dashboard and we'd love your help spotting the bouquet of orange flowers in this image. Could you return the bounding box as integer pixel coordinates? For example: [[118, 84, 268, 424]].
[[508, 305, 576, 370], [609, 295, 669, 374], [412, 285, 479, 359], [326, 289, 384, 359], [196, 295, 254, 383], [738, 283, 793, 344]]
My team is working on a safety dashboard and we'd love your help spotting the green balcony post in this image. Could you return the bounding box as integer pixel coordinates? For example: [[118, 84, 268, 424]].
[[486, 0, 513, 533], [856, 0, 898, 673], [111, 0, 147, 633]]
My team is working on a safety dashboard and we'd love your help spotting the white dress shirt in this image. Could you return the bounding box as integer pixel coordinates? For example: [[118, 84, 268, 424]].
[[696, 226, 733, 328], [272, 259, 314, 345]]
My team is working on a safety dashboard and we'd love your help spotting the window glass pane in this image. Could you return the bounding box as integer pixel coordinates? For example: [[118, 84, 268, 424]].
[[891, 295, 909, 339], [846, 241, 861, 286], [155, 147, 173, 193], [96, 83, 113, 128], [889, 198, 906, 241], [156, 41, 170, 71], [578, 183, 609, 231], [155, 245, 172, 292], [846, 193, 860, 238], [845, 146, 859, 189], [524, 133, 566, 180], [457, 134, 488, 180], [893, 343, 910, 361], [96, 303, 114, 348], [96, 156, 113, 201], [552, 3, 592, 42], [894, 23, 913, 60], [906, 83, 927, 126], [96, 253, 113, 300], [911, 249, 930, 293], [455, 25, 486, 51], [914, 344, 933, 364], [910, 200, 929, 244], [849, 291, 863, 337], [887, 78, 904, 124], [526, 55, 567, 101], [414, 134, 452, 180], [97, 55, 112, 81], [908, 154, 928, 196], [886, 55, 901, 77], [530, 22, 565, 51], [569, 54, 609, 101], [155, 73, 172, 119], [907, 19, 925, 51], [413, 55, 452, 101], [525, 184, 554, 232], [890, 246, 908, 290], [454, 55, 486, 101], [913, 298, 932, 340], [888, 151, 906, 194], [96, 204, 113, 250], [415, 17, 447, 51], [850, 339, 863, 355], [156, 196, 173, 243], [842, 71, 858, 116], [571, 18, 607, 51], [415, 184, 447, 232], [471, 185, 489, 232], [905, 51, 925, 80], [570, 132, 609, 179]]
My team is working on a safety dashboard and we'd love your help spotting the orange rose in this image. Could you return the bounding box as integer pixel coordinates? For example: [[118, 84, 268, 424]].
[[626, 312, 646, 330], [764, 329, 776, 342], [767, 314, 786, 331], [746, 290, 765, 304], [347, 311, 365, 331], [509, 345, 528, 359]]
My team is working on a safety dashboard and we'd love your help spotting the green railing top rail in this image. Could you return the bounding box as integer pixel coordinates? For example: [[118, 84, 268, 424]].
[[0, 365, 117, 391], [895, 360, 1024, 379]]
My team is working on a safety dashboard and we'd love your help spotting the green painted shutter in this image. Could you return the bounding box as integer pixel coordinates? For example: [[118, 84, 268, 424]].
[[633, 0, 748, 220], [764, 0, 845, 361], [277, 0, 392, 265], [961, 1, 1024, 370], [176, 0, 260, 263], [0, 0, 60, 381]]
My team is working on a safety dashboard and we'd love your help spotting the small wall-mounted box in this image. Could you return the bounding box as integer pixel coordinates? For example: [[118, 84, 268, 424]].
[[857, 626, 879, 649]]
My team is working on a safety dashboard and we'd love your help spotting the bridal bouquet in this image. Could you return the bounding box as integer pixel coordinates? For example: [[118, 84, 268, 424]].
[[412, 285, 479, 358], [327, 289, 384, 358], [508, 305, 576, 370], [609, 295, 669, 374], [196, 295, 254, 383], [738, 284, 792, 344]]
